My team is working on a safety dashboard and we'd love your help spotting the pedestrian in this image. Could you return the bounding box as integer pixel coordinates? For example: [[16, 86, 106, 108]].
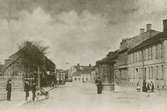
[[51, 81, 55, 88], [96, 77, 103, 94], [6, 79, 12, 101], [147, 82, 150, 92], [97, 81, 103, 94], [150, 81, 154, 92], [24, 80, 30, 101], [32, 82, 36, 101], [142, 80, 147, 92], [136, 81, 141, 92]]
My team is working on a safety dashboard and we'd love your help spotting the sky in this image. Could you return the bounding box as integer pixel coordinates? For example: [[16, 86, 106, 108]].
[[0, 0, 167, 69]]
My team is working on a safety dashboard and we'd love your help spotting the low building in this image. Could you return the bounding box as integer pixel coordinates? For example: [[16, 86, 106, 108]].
[[71, 64, 95, 83], [56, 69, 66, 84], [96, 51, 118, 90], [2, 45, 56, 91]]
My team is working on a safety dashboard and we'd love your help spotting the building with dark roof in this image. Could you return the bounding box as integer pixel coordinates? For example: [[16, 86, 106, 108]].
[[95, 23, 160, 90], [96, 50, 118, 90], [2, 45, 56, 90], [114, 24, 160, 87]]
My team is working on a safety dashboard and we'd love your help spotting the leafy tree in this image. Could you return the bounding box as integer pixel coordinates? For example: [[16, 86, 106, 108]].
[[18, 41, 49, 72]]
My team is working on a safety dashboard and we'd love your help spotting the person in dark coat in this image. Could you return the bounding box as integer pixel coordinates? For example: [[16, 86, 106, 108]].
[[96, 78, 103, 94], [150, 81, 154, 92], [24, 80, 30, 101], [142, 80, 147, 92], [97, 81, 103, 94], [147, 82, 150, 92], [32, 82, 36, 101], [6, 79, 12, 101]]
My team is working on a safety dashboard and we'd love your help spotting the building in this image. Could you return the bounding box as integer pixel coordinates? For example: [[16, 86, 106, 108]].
[[71, 64, 95, 83], [2, 45, 56, 91], [95, 23, 160, 90], [114, 25, 159, 86], [0, 63, 4, 76], [56, 69, 67, 84], [127, 19, 167, 89], [96, 51, 118, 90]]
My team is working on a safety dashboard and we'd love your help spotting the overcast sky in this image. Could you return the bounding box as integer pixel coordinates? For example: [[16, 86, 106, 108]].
[[0, 0, 167, 69]]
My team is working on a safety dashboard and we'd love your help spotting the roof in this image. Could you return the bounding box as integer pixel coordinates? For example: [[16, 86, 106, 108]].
[[4, 47, 55, 72], [73, 65, 93, 76], [128, 32, 167, 53], [126, 30, 160, 49], [96, 50, 118, 65]]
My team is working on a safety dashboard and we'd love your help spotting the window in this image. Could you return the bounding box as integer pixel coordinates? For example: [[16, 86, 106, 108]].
[[133, 53, 134, 63], [156, 44, 161, 59], [151, 46, 153, 60], [148, 67, 150, 79], [148, 47, 151, 60], [160, 44, 162, 58], [158, 65, 163, 80], [146, 48, 149, 60], [134, 53, 136, 63], [156, 66, 158, 80], [139, 51, 142, 61], [150, 66, 153, 79], [137, 52, 139, 62], [143, 49, 146, 60], [152, 46, 156, 59]]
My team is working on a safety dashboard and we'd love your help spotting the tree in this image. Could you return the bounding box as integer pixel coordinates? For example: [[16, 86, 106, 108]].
[[18, 41, 48, 68], [18, 41, 49, 87]]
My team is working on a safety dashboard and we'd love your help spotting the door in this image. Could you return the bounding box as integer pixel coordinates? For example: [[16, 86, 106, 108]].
[[143, 68, 146, 80]]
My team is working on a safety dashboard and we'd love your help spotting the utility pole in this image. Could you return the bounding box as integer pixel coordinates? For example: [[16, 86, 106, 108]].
[[37, 66, 40, 88]]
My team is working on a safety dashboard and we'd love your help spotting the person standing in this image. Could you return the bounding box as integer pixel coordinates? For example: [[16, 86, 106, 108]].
[[24, 80, 30, 101], [96, 77, 103, 94], [32, 82, 36, 101], [147, 82, 150, 92], [150, 81, 154, 92], [6, 79, 12, 101], [97, 81, 103, 94], [142, 80, 147, 92], [136, 81, 141, 92]]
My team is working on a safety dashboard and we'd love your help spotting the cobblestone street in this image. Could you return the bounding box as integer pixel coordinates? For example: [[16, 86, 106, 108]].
[[1, 82, 167, 111]]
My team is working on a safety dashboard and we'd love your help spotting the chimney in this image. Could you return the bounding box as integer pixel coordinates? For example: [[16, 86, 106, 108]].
[[146, 24, 151, 32], [77, 64, 80, 70], [163, 19, 167, 32], [89, 64, 91, 67], [140, 28, 145, 34]]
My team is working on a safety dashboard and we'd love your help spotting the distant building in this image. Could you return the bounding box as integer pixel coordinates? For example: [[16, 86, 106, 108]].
[[71, 64, 95, 83], [56, 69, 67, 84]]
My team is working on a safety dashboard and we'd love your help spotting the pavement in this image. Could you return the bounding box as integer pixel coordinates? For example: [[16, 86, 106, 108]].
[[1, 82, 167, 111]]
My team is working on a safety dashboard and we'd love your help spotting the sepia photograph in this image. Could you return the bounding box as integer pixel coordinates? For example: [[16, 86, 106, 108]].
[[0, 0, 167, 111]]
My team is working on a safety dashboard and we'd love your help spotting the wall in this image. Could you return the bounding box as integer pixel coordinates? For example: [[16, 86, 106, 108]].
[[128, 42, 165, 88]]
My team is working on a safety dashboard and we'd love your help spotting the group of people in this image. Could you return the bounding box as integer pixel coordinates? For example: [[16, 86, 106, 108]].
[[136, 80, 154, 92], [142, 80, 154, 92], [6, 79, 37, 101], [24, 80, 37, 101]]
